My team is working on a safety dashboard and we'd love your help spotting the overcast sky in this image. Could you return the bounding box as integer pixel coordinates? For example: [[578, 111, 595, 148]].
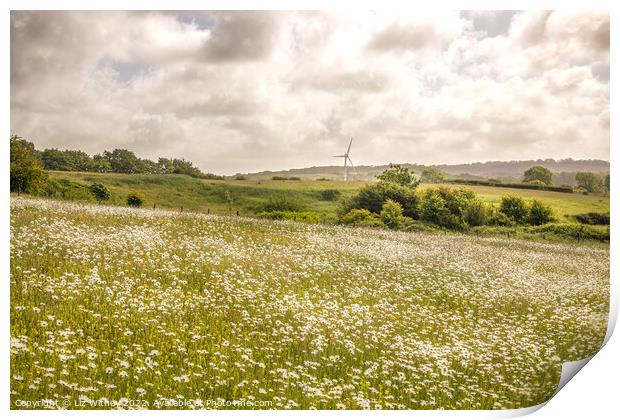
[[11, 10, 609, 175]]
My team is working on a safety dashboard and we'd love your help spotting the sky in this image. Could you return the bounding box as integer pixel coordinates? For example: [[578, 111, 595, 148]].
[[10, 10, 609, 175]]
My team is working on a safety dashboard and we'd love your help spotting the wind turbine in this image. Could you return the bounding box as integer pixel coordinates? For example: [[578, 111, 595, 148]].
[[333, 138, 356, 181]]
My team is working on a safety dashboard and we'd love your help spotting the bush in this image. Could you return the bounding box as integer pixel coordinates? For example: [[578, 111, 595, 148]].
[[527, 223, 609, 242], [319, 189, 341, 201], [256, 211, 321, 224], [418, 187, 485, 230], [234, 175, 247, 180], [464, 199, 489, 227], [487, 210, 515, 226], [419, 188, 464, 230], [340, 209, 384, 227], [271, 176, 288, 180], [574, 212, 610, 225], [289, 176, 301, 181], [316, 177, 331, 181], [379, 199, 411, 229], [341, 181, 419, 218], [10, 135, 48, 195], [89, 183, 111, 201], [527, 200, 555, 225], [499, 195, 528, 224], [261, 195, 303, 212], [126, 192, 144, 207], [525, 179, 547, 187]]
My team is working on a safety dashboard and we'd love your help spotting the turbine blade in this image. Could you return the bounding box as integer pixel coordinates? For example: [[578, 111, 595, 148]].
[[333, 155, 345, 158], [347, 137, 353, 154]]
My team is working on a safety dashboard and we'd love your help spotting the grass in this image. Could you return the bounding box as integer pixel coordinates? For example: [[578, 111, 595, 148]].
[[10, 197, 609, 409], [47, 171, 609, 222]]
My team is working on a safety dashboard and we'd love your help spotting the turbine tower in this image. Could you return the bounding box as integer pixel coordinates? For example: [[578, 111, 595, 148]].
[[333, 138, 355, 181]]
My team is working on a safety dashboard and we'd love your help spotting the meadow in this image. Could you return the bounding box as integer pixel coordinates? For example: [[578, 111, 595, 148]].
[[10, 197, 609, 409], [46, 171, 609, 222]]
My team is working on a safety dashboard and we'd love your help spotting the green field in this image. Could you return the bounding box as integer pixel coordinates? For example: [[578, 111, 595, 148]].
[[47, 171, 609, 222], [10, 197, 610, 409]]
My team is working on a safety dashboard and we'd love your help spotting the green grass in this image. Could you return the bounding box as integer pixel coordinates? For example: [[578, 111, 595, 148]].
[[10, 197, 610, 409], [47, 171, 609, 223]]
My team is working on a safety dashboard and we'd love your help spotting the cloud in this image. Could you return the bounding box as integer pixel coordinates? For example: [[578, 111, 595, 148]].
[[10, 10, 609, 174]]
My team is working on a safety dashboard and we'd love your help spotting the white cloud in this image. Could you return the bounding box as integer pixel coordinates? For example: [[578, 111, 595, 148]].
[[10, 10, 609, 174]]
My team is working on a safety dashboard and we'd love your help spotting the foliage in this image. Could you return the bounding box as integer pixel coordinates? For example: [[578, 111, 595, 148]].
[[256, 211, 321, 224], [272, 176, 289, 180], [448, 179, 573, 193], [487, 210, 515, 227], [499, 195, 528, 224], [523, 166, 553, 185], [419, 187, 489, 230], [526, 200, 555, 226], [379, 199, 411, 229], [527, 223, 609, 242], [341, 181, 419, 218], [89, 183, 111, 202], [420, 168, 447, 184], [234, 175, 247, 180], [375, 164, 420, 188], [574, 212, 610, 225], [319, 189, 341, 201], [45, 179, 93, 201], [603, 173, 610, 192], [126, 192, 144, 207], [260, 195, 303, 212], [339, 208, 384, 227], [10, 135, 48, 195], [575, 172, 603, 193]]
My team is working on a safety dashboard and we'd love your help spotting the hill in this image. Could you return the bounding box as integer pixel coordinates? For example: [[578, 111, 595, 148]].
[[236, 159, 610, 183], [45, 171, 610, 224]]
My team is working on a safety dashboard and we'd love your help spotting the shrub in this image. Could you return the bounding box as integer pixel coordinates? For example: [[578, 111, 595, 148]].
[[527, 223, 609, 242], [527, 200, 555, 225], [271, 176, 288, 180], [261, 195, 303, 212], [234, 175, 247, 180], [379, 199, 411, 229], [487, 210, 515, 226], [126, 192, 144, 207], [289, 176, 301, 181], [256, 211, 321, 224], [464, 199, 489, 227], [499, 195, 528, 223], [419, 188, 464, 230], [316, 177, 331, 181], [525, 179, 547, 187], [341, 181, 419, 218], [319, 189, 341, 201], [340, 209, 384, 227], [89, 183, 110, 201], [574, 212, 610, 225]]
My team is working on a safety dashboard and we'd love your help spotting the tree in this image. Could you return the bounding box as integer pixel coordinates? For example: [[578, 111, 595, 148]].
[[420, 168, 447, 184], [575, 172, 603, 193], [499, 195, 528, 223], [527, 200, 554, 225], [89, 183, 111, 202], [158, 158, 175, 174], [10, 135, 48, 194], [523, 166, 553, 185], [103, 149, 141, 173], [376, 164, 420, 188], [92, 154, 112, 173], [603, 173, 610, 193]]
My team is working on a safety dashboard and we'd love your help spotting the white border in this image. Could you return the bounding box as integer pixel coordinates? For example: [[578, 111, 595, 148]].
[[2, 1, 616, 419]]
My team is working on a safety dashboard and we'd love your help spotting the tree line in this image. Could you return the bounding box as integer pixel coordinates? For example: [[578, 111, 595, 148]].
[[12, 135, 222, 179], [10, 135, 222, 195]]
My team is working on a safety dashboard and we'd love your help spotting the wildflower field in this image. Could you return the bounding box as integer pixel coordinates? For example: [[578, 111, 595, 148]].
[[10, 197, 609, 409]]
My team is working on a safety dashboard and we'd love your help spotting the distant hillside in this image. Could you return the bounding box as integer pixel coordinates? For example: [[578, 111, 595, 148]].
[[236, 159, 610, 185]]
